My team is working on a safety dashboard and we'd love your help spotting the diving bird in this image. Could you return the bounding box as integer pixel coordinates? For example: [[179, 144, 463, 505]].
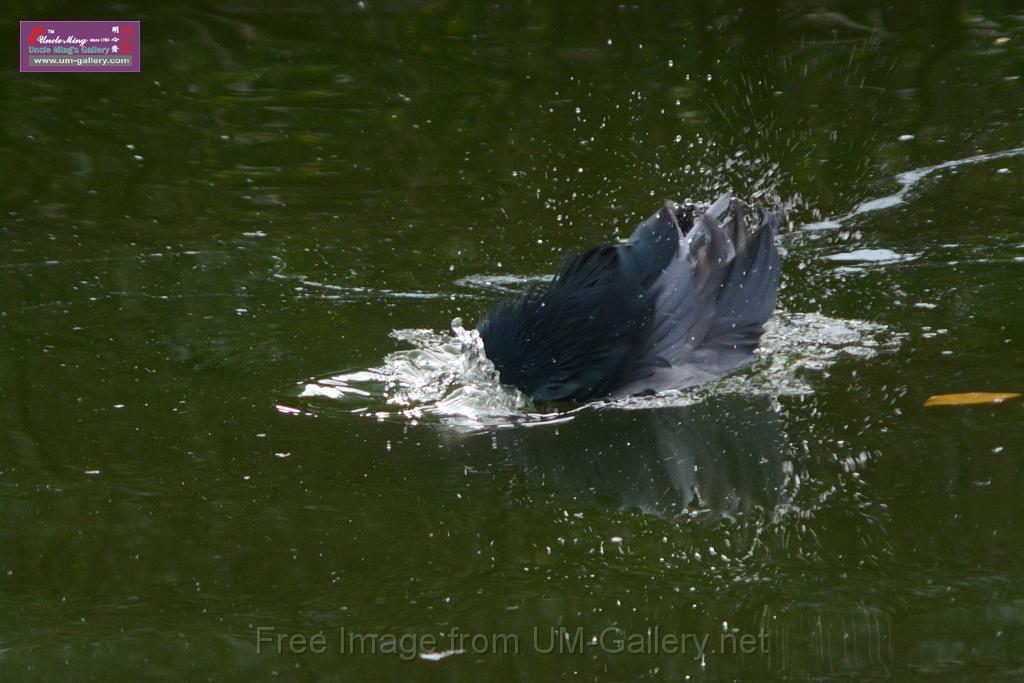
[[477, 193, 782, 402]]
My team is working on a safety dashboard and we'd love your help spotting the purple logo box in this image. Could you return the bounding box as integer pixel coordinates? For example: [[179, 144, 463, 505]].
[[20, 21, 140, 72]]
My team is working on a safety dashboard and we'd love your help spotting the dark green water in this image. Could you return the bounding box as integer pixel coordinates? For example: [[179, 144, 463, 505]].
[[3, 2, 1024, 680]]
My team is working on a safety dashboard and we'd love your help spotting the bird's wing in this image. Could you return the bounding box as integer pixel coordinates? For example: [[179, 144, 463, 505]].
[[613, 196, 780, 396]]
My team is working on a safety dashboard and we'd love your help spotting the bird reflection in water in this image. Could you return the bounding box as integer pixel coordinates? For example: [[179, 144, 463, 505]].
[[496, 395, 790, 520]]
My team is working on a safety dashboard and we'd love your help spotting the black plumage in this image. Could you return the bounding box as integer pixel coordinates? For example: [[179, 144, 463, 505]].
[[477, 193, 782, 402]]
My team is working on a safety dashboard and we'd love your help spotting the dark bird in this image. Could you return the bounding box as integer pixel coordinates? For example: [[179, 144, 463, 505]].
[[477, 193, 782, 402]]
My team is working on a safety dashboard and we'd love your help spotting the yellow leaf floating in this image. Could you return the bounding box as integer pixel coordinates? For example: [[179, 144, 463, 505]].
[[924, 392, 1022, 407]]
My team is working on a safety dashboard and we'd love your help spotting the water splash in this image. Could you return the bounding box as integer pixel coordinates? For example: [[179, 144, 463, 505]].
[[297, 308, 902, 431], [299, 318, 578, 429]]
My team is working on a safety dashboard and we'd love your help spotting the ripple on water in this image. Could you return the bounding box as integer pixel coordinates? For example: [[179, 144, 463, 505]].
[[823, 248, 918, 264]]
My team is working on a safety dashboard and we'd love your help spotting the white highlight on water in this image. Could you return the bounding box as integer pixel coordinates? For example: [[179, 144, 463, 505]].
[[824, 248, 918, 264], [801, 145, 1024, 230]]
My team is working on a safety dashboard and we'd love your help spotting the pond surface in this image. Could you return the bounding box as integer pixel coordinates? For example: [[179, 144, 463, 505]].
[[2, 2, 1024, 680]]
